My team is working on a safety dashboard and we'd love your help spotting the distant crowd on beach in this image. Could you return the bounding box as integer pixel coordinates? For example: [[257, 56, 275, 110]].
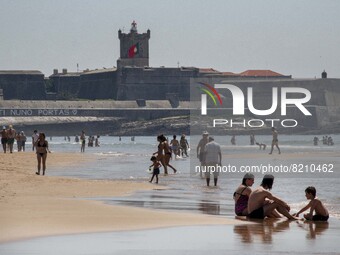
[[147, 134, 190, 184], [1, 125, 51, 175], [148, 127, 282, 187], [0, 125, 27, 153], [59, 134, 101, 148], [231, 132, 335, 148], [313, 136, 334, 146], [146, 128, 330, 222], [229, 128, 281, 154], [0, 124, 333, 222]]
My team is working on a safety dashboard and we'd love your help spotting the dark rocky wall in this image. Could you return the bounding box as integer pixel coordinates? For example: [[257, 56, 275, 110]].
[[49, 75, 81, 99], [0, 72, 46, 100], [78, 71, 117, 100], [116, 67, 199, 100]]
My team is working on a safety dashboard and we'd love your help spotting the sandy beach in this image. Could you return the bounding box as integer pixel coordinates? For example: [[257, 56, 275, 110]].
[[0, 152, 240, 243], [0, 136, 339, 255]]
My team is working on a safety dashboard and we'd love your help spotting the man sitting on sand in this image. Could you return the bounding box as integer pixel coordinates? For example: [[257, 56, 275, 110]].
[[248, 174, 298, 220], [293, 186, 329, 221]]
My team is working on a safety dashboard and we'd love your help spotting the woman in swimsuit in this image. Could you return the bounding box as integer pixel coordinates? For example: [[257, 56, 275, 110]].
[[153, 135, 167, 175], [161, 135, 177, 174], [35, 133, 51, 175], [233, 173, 254, 216], [153, 135, 177, 175]]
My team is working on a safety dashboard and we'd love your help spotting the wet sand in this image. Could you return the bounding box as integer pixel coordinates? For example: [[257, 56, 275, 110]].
[[1, 219, 339, 255], [0, 152, 239, 243]]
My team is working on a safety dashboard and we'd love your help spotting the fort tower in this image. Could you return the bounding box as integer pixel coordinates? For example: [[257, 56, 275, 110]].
[[117, 21, 150, 68]]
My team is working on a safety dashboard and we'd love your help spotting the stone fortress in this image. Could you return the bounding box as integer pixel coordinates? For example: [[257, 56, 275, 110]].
[[0, 21, 339, 134]]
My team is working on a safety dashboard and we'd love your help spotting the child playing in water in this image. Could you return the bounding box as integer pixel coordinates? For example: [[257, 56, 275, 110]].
[[149, 156, 161, 184], [294, 186, 329, 221]]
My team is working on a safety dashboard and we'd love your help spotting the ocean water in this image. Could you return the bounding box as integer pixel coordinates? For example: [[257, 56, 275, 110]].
[[44, 134, 340, 219]]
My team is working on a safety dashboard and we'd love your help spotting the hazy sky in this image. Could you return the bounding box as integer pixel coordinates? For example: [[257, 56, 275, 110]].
[[1, 0, 339, 78]]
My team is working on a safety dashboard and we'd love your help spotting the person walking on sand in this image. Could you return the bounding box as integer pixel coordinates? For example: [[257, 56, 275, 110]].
[[153, 135, 167, 175], [35, 133, 51, 175], [250, 134, 255, 145], [180, 134, 189, 157], [293, 186, 329, 221], [95, 135, 100, 147], [149, 156, 161, 184], [32, 130, 39, 151], [80, 130, 86, 153], [231, 135, 236, 145], [153, 135, 177, 174], [269, 127, 281, 154], [7, 125, 16, 153], [162, 135, 177, 174], [248, 174, 298, 220], [197, 131, 209, 178], [233, 173, 255, 216], [1, 126, 8, 153], [170, 135, 180, 158], [204, 136, 221, 187], [15, 132, 22, 152], [20, 131, 27, 152]]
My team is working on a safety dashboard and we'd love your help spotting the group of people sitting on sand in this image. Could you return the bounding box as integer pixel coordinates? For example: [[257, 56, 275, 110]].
[[233, 174, 329, 221]]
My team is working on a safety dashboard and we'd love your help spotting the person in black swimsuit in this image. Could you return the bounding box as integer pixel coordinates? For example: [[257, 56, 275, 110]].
[[35, 133, 51, 175], [1, 126, 8, 153], [162, 135, 177, 174], [153, 135, 177, 175], [153, 135, 167, 174]]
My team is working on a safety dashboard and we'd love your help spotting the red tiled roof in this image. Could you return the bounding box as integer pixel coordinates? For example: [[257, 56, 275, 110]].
[[239, 70, 284, 77]]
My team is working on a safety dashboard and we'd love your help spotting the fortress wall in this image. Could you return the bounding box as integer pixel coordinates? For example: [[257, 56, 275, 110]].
[[121, 83, 190, 101], [284, 106, 319, 128], [0, 72, 46, 100], [50, 70, 118, 100], [1, 69, 339, 130], [323, 80, 340, 107], [314, 106, 331, 128], [320, 79, 340, 123], [78, 71, 118, 99], [117, 67, 198, 100], [50, 75, 81, 99], [117, 58, 149, 69]]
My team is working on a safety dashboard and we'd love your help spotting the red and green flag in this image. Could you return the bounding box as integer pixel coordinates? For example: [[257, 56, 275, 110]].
[[128, 43, 139, 58]]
